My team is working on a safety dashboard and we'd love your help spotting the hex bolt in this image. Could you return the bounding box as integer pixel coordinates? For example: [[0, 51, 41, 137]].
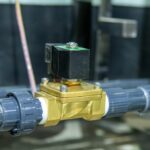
[[94, 82, 101, 89], [60, 85, 68, 92], [41, 78, 49, 84], [66, 42, 78, 49]]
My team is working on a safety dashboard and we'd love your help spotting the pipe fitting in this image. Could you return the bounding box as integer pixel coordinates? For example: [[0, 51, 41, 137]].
[[0, 91, 42, 136]]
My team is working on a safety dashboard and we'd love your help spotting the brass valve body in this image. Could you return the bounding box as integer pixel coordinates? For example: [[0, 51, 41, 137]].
[[35, 81, 106, 127]]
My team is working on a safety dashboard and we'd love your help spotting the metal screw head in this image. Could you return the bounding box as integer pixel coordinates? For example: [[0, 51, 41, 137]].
[[41, 78, 49, 84], [66, 42, 78, 49], [94, 82, 101, 89], [60, 85, 68, 92]]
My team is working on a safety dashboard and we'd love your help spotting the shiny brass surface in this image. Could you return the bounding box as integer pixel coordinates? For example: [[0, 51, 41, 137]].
[[62, 79, 81, 86], [35, 81, 106, 127]]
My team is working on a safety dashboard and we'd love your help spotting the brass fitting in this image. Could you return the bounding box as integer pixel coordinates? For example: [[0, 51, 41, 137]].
[[35, 81, 106, 127]]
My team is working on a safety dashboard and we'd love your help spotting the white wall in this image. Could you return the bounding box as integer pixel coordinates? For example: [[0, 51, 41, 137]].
[[0, 0, 150, 7], [92, 0, 150, 7], [0, 0, 73, 5]]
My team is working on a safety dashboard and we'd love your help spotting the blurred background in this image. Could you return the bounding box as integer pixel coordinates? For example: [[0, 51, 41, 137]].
[[1, 0, 150, 149]]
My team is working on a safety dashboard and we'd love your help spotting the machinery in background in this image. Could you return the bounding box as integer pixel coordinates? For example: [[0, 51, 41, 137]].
[[95, 0, 138, 79], [0, 42, 150, 136], [73, 0, 140, 80]]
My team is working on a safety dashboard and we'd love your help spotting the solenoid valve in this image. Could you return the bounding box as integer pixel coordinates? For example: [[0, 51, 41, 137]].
[[0, 42, 150, 136]]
